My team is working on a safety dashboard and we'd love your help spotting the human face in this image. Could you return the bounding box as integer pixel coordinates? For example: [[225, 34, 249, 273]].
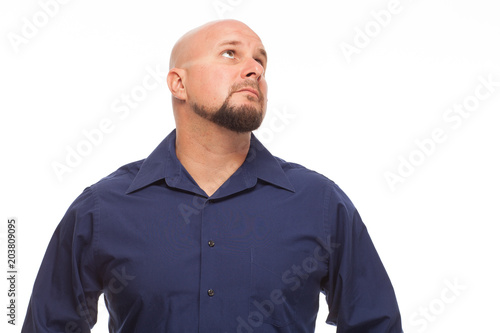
[[183, 22, 268, 132]]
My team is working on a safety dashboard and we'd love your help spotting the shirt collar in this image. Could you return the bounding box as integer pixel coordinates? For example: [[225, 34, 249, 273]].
[[126, 129, 295, 196]]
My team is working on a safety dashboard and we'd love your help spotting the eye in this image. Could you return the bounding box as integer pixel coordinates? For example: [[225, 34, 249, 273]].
[[221, 50, 236, 59]]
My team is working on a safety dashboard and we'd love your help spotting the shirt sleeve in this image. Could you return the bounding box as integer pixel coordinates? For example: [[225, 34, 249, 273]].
[[22, 187, 102, 333], [321, 183, 403, 332]]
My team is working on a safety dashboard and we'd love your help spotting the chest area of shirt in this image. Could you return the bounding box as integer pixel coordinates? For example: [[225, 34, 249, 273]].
[[98, 192, 327, 303]]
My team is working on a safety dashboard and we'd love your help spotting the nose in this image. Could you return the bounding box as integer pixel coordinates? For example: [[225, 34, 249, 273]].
[[241, 58, 264, 81]]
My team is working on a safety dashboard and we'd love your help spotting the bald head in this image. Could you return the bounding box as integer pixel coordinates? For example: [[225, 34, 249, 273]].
[[169, 20, 263, 70], [167, 19, 268, 134]]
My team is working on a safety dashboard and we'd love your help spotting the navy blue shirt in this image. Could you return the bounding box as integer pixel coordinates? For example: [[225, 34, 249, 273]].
[[23, 130, 402, 332]]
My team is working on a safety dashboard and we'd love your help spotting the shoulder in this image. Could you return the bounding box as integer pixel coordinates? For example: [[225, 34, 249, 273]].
[[89, 159, 145, 195], [274, 156, 352, 206], [276, 156, 328, 184]]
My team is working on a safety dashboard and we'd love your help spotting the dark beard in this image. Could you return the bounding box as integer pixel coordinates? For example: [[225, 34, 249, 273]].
[[191, 84, 265, 133]]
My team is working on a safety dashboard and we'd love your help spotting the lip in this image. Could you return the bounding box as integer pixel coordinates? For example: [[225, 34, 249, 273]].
[[236, 88, 259, 98]]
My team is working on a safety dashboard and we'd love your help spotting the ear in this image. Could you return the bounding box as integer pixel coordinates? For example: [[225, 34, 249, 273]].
[[167, 68, 187, 101]]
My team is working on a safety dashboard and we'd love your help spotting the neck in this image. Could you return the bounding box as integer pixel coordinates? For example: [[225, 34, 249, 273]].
[[175, 122, 251, 197]]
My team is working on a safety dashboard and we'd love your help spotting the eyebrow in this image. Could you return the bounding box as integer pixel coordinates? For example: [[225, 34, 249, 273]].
[[217, 40, 267, 61]]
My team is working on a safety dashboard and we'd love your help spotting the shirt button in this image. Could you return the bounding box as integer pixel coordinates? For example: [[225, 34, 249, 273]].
[[207, 289, 215, 297], [208, 240, 215, 247]]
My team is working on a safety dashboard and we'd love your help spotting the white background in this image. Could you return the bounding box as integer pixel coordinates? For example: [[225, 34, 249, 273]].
[[1, 0, 499, 332]]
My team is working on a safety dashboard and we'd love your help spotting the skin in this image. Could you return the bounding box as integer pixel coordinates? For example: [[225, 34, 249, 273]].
[[167, 20, 268, 196]]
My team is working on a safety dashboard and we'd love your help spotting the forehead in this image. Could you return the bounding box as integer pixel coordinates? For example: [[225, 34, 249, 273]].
[[203, 23, 265, 52]]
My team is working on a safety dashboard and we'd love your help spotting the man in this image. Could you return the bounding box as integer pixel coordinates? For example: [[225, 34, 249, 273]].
[[22, 20, 403, 332]]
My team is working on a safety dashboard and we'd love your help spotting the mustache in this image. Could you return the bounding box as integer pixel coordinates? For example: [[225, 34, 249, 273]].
[[230, 80, 262, 97]]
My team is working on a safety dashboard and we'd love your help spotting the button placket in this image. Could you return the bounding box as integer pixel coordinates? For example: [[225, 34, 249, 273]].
[[200, 198, 218, 304]]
